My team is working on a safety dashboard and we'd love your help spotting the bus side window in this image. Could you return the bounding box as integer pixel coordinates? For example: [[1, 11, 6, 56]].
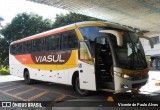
[[28, 41, 32, 53], [61, 30, 78, 50], [32, 38, 44, 52], [32, 40, 36, 52], [23, 41, 32, 54], [54, 35, 60, 50], [46, 34, 60, 51], [16, 43, 23, 54], [79, 42, 93, 64], [68, 30, 78, 48], [10, 45, 16, 55], [61, 32, 68, 50], [41, 38, 46, 51]]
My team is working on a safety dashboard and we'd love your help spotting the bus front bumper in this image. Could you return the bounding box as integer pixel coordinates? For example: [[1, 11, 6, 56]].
[[114, 75, 148, 93]]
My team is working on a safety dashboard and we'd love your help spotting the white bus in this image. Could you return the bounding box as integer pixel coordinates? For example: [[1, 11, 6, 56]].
[[9, 21, 149, 95]]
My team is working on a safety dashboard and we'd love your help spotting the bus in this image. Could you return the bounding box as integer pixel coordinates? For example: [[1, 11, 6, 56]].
[[9, 21, 149, 95]]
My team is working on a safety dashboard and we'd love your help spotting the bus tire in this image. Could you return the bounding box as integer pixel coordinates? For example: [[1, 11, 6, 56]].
[[75, 77, 89, 96], [24, 71, 33, 85]]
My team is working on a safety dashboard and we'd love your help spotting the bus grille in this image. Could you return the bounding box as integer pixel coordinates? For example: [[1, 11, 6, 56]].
[[130, 75, 148, 81]]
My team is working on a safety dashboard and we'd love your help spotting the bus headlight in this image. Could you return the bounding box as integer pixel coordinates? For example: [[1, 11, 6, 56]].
[[123, 74, 130, 79], [115, 72, 130, 79]]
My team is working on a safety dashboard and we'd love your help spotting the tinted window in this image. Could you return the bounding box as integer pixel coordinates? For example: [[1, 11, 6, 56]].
[[79, 26, 106, 41], [10, 30, 78, 55], [16, 43, 23, 54], [110, 32, 147, 69], [46, 34, 60, 51], [10, 45, 16, 54], [68, 30, 78, 48], [61, 32, 68, 49], [33, 38, 45, 52], [23, 41, 32, 54], [61, 30, 78, 49], [79, 26, 106, 56]]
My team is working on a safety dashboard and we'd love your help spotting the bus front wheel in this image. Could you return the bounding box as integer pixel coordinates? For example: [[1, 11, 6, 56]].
[[24, 71, 33, 85], [75, 77, 89, 96]]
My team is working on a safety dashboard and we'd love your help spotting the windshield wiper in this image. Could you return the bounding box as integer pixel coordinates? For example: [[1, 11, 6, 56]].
[[128, 43, 135, 68], [128, 35, 145, 69], [133, 36, 147, 67]]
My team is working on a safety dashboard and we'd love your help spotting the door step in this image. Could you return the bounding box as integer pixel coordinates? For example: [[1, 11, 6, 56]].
[[97, 76, 112, 82], [99, 82, 114, 89]]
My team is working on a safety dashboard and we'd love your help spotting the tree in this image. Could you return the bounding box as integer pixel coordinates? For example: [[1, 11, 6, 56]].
[[0, 16, 4, 27], [0, 13, 53, 67], [1, 13, 53, 43], [0, 38, 9, 67], [53, 12, 102, 28], [0, 12, 102, 67]]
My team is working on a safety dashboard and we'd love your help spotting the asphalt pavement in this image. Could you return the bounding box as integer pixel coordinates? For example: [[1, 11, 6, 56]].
[[0, 71, 159, 109]]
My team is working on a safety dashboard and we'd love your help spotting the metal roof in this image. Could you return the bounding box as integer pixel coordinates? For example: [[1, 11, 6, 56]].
[[28, 0, 160, 32]]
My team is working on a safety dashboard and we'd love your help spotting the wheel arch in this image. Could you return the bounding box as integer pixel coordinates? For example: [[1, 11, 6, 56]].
[[23, 68, 29, 77], [72, 71, 79, 90]]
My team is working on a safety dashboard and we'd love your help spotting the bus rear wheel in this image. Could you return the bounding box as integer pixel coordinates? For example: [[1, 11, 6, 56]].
[[75, 77, 89, 96], [24, 71, 33, 85]]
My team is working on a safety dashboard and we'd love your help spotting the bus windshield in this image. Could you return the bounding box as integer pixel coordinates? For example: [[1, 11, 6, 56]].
[[111, 32, 147, 70], [79, 26, 147, 70]]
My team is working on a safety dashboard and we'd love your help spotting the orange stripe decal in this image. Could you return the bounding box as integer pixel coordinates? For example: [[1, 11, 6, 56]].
[[14, 50, 78, 70], [15, 54, 34, 64], [12, 28, 68, 44]]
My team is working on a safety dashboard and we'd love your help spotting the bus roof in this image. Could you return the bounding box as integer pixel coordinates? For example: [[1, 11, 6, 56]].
[[75, 21, 133, 31], [11, 21, 133, 45]]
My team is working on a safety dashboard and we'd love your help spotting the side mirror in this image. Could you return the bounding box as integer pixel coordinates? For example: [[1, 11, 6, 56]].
[[138, 35, 154, 48], [99, 30, 123, 46]]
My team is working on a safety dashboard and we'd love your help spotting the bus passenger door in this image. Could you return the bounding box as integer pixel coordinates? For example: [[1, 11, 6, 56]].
[[78, 41, 96, 91]]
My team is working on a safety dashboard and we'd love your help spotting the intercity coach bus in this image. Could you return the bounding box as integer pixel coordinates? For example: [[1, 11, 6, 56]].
[[9, 21, 149, 95]]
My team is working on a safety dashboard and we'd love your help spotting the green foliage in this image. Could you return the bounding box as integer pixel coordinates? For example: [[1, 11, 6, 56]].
[[0, 38, 9, 67], [0, 12, 53, 67], [0, 12, 103, 67], [53, 12, 102, 28], [1, 12, 53, 43], [0, 67, 10, 75]]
